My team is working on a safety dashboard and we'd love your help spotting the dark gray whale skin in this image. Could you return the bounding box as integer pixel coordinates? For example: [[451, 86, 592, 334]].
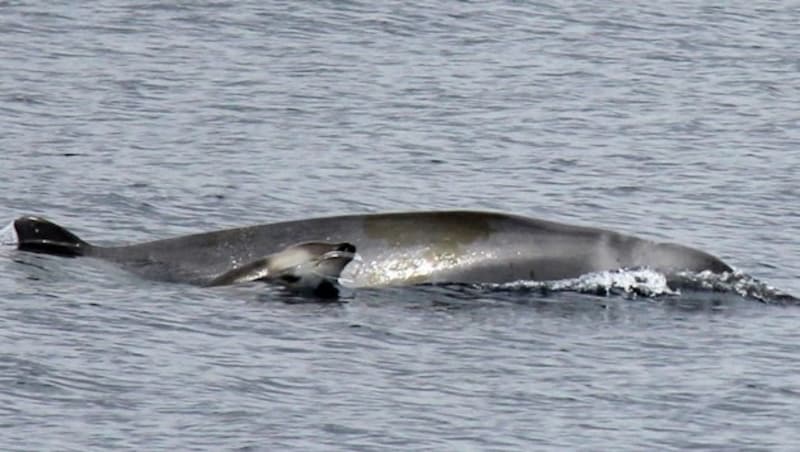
[[13, 210, 732, 287]]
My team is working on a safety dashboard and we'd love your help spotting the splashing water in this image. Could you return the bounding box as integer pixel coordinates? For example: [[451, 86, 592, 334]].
[[668, 270, 798, 305], [493, 268, 676, 298], [490, 268, 798, 305]]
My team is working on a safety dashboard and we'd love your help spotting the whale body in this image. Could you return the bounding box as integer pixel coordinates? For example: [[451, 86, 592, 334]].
[[12, 210, 732, 288]]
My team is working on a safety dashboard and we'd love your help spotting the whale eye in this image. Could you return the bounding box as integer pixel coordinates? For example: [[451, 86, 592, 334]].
[[279, 274, 301, 283]]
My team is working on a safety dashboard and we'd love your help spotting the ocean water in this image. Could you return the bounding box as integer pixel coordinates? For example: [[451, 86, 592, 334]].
[[1, 1, 799, 450]]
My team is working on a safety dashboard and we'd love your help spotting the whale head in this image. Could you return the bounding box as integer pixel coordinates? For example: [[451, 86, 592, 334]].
[[265, 242, 357, 298]]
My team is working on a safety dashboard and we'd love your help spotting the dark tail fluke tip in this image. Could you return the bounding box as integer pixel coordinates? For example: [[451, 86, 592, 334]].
[[14, 216, 91, 257]]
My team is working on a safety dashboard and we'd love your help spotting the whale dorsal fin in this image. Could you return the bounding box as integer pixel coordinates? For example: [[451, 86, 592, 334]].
[[14, 216, 92, 257]]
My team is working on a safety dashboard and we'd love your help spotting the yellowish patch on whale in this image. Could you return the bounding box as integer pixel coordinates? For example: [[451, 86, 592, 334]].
[[355, 212, 503, 286], [357, 244, 494, 287]]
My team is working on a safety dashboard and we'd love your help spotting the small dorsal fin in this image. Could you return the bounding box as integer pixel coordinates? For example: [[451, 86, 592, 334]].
[[14, 216, 92, 257]]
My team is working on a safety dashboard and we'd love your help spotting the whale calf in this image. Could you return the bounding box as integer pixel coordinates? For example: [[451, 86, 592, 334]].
[[207, 241, 356, 298], [12, 211, 732, 289]]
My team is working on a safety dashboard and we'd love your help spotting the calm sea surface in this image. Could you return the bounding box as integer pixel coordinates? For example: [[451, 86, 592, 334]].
[[1, 1, 799, 450]]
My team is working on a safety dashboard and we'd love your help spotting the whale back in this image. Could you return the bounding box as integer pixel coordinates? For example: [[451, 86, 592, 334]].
[[14, 211, 732, 287]]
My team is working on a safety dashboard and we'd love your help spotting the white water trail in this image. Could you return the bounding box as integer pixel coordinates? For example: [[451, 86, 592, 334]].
[[492, 268, 798, 304]]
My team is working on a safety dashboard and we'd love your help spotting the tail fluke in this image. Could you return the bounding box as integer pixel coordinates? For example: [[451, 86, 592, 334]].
[[14, 216, 92, 257]]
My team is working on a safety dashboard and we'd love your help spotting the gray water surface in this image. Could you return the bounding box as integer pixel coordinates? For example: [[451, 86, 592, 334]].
[[2, 1, 799, 450]]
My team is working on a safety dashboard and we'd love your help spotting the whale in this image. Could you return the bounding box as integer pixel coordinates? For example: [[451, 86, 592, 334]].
[[12, 210, 732, 289]]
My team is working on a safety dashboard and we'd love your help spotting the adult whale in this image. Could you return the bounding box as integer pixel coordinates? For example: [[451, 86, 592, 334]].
[[12, 210, 732, 288]]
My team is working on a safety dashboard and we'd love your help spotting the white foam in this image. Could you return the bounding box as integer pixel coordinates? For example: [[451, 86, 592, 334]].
[[670, 269, 798, 304], [495, 268, 678, 298], [555, 268, 677, 297]]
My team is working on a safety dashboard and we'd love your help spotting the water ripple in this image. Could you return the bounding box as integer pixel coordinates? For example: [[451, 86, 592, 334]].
[[2, 0, 800, 449]]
